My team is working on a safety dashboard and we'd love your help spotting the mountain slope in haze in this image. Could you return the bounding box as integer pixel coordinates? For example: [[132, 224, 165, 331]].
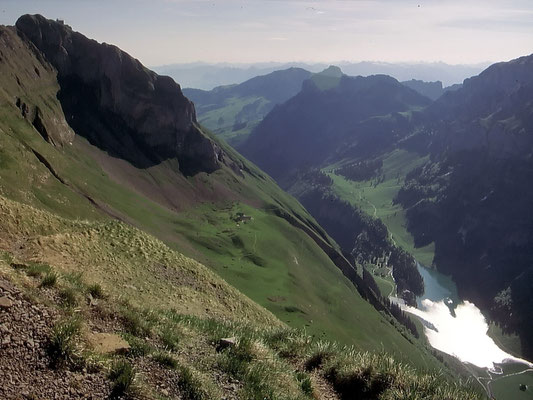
[[0, 14, 450, 375], [241, 73, 431, 182], [397, 53, 533, 358], [413, 53, 533, 155], [183, 67, 312, 146]]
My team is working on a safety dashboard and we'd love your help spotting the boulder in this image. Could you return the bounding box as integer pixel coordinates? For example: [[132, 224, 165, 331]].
[[217, 337, 236, 351], [87, 332, 130, 355], [0, 296, 13, 309]]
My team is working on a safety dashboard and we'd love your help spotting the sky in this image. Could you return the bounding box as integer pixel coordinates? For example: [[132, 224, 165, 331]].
[[1, 0, 532, 67]]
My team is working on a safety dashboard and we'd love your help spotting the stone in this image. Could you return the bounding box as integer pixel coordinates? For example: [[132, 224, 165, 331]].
[[0, 296, 13, 309], [87, 332, 130, 355], [0, 280, 15, 293], [217, 337, 236, 351]]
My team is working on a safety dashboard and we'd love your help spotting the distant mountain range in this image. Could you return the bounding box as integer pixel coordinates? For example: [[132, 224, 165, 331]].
[[154, 61, 488, 90], [401, 79, 462, 100], [183, 65, 463, 148], [183, 68, 312, 146]]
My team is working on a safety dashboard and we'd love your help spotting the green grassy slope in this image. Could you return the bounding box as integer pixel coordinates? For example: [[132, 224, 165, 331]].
[[196, 96, 267, 146]]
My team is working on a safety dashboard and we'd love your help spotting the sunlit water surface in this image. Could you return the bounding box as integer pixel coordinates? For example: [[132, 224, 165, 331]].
[[400, 263, 533, 370], [403, 299, 532, 370]]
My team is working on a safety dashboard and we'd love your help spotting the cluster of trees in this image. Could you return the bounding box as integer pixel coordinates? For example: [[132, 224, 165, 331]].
[[389, 248, 424, 296], [384, 298, 420, 339], [299, 169, 334, 187], [363, 267, 419, 339], [334, 159, 383, 182], [362, 266, 381, 296]]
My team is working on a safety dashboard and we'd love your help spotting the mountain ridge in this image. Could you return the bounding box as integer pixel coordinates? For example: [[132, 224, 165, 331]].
[[240, 73, 431, 180], [16, 14, 227, 176]]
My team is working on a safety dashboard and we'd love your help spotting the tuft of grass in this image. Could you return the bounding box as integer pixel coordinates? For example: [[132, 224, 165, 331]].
[[178, 366, 211, 400], [121, 307, 152, 337], [296, 372, 313, 396], [265, 328, 308, 359], [160, 326, 181, 351], [0, 250, 14, 264], [63, 271, 84, 289], [242, 364, 276, 400], [317, 350, 482, 400], [165, 312, 234, 344], [325, 362, 392, 399], [153, 352, 178, 369], [59, 287, 77, 307], [87, 283, 104, 299], [26, 263, 51, 277], [109, 359, 135, 398], [123, 334, 155, 357], [305, 341, 336, 371], [40, 272, 58, 288], [218, 336, 254, 378], [48, 317, 81, 366]]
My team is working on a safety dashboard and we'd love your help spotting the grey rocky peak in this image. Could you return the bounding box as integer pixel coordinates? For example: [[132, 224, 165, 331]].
[[16, 14, 225, 175]]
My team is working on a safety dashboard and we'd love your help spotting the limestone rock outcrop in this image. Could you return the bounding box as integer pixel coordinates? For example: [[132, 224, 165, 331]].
[[16, 14, 224, 175]]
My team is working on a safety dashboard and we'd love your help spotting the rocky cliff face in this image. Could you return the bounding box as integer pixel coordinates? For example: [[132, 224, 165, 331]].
[[0, 25, 74, 147], [16, 14, 224, 175], [412, 54, 533, 156]]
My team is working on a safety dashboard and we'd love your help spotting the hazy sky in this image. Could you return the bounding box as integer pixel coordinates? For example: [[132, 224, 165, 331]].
[[1, 0, 532, 67]]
